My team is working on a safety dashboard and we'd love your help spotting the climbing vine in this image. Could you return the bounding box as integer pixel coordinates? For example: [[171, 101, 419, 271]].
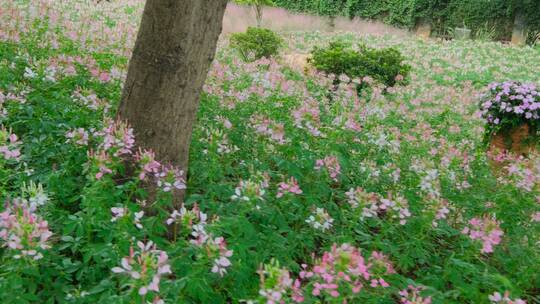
[[273, 0, 540, 40]]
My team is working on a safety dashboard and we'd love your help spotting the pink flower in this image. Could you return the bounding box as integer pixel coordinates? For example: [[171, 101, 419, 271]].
[[463, 215, 504, 254], [489, 291, 527, 304], [0, 199, 52, 260], [65, 128, 89, 145], [280, 244, 394, 301], [111, 207, 127, 222], [112, 241, 171, 298], [98, 72, 110, 82], [276, 176, 303, 198], [156, 166, 186, 192], [314, 156, 341, 182], [399, 285, 432, 304], [97, 120, 135, 156], [208, 237, 233, 277], [135, 149, 161, 180], [165, 203, 208, 241], [0, 126, 22, 161], [216, 116, 233, 129], [250, 115, 288, 144], [89, 68, 99, 77], [96, 165, 112, 180], [292, 102, 324, 137]]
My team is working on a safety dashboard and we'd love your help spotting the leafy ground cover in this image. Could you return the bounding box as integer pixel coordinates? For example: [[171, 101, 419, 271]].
[[0, 1, 539, 303]]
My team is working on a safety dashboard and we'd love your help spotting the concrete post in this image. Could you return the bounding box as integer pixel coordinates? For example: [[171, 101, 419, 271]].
[[511, 12, 527, 46], [416, 18, 431, 39]]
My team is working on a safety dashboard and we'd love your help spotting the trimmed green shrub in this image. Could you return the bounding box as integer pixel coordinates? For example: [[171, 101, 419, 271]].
[[230, 27, 283, 61], [309, 41, 411, 88]]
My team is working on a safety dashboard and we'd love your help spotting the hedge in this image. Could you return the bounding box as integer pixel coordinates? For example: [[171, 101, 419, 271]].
[[272, 0, 540, 41]]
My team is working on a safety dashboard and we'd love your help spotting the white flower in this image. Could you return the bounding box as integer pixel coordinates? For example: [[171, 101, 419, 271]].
[[23, 67, 37, 79], [111, 207, 126, 222], [305, 208, 333, 231], [134, 211, 144, 229]]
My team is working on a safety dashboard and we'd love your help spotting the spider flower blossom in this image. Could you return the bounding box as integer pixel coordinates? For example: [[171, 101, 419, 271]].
[[532, 212, 540, 223], [345, 188, 411, 225], [0, 199, 52, 260], [292, 102, 324, 137], [489, 291, 526, 304], [135, 149, 161, 181], [201, 128, 239, 155], [462, 216, 504, 254], [0, 126, 21, 161], [368, 251, 395, 278], [503, 159, 540, 192], [71, 89, 107, 111], [255, 244, 395, 302], [216, 115, 233, 129], [399, 285, 432, 304], [166, 205, 232, 276], [156, 166, 186, 192], [251, 115, 288, 145], [111, 241, 172, 297], [110, 207, 144, 229], [379, 195, 412, 225], [192, 233, 233, 277], [22, 181, 49, 209], [166, 203, 207, 239], [257, 261, 295, 304], [276, 177, 302, 198], [206, 236, 233, 277], [332, 113, 362, 132], [314, 156, 341, 182], [297, 244, 393, 300], [427, 197, 452, 228], [97, 120, 135, 156], [23, 67, 37, 79], [65, 128, 89, 145], [110, 207, 127, 222], [345, 187, 380, 219], [231, 179, 266, 203], [305, 207, 334, 231], [88, 150, 113, 180]]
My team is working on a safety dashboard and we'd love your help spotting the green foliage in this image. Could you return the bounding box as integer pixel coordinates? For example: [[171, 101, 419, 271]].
[[274, 0, 540, 41], [310, 41, 411, 87], [230, 27, 283, 61], [528, 30, 540, 46], [474, 22, 498, 41]]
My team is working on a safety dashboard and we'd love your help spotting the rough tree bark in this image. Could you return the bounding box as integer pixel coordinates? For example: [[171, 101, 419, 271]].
[[117, 0, 228, 190]]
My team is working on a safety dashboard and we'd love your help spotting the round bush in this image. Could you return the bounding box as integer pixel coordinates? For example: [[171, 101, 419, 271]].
[[230, 27, 283, 62]]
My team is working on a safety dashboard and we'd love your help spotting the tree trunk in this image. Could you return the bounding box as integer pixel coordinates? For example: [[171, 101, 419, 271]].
[[117, 0, 228, 197], [255, 4, 263, 27]]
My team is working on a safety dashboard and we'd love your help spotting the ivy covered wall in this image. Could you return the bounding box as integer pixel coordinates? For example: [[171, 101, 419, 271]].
[[272, 0, 540, 40]]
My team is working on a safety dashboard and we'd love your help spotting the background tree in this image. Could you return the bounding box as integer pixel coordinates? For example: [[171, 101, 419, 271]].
[[235, 0, 275, 27], [117, 0, 228, 204]]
